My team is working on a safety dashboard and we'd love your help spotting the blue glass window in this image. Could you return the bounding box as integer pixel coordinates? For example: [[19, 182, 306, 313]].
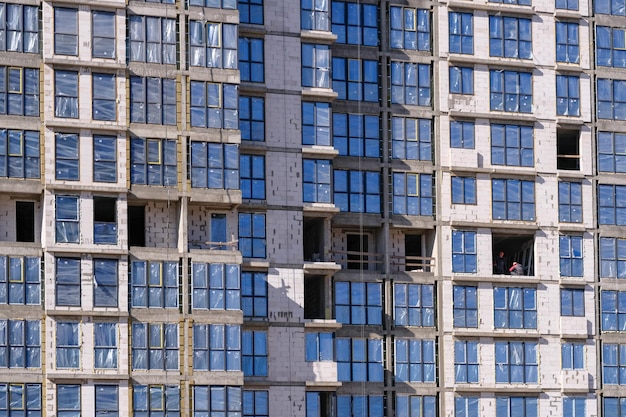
[[455, 397, 479, 417], [189, 142, 239, 189], [0, 256, 40, 305], [495, 341, 538, 383], [390, 6, 430, 51], [92, 73, 116, 121], [496, 397, 537, 417], [130, 138, 177, 186], [560, 235, 583, 277], [450, 120, 475, 149], [394, 283, 434, 326], [391, 117, 431, 161], [392, 172, 433, 216], [556, 0, 578, 9], [130, 77, 176, 125], [128, 16, 176, 64], [239, 0, 263, 25], [337, 396, 383, 417], [605, 398, 626, 417], [490, 0, 531, 5], [301, 0, 329, 31], [595, 0, 626, 15], [56, 322, 79, 368], [0, 320, 40, 368], [302, 102, 331, 146], [333, 113, 379, 157], [191, 263, 240, 310], [303, 159, 331, 203], [93, 197, 117, 245], [332, 58, 378, 102], [0, 129, 39, 179], [452, 177, 476, 205], [391, 62, 431, 106], [333, 170, 380, 213], [242, 330, 267, 376], [490, 70, 533, 113], [449, 11, 473, 54], [240, 154, 265, 200], [240, 96, 265, 141], [598, 184, 626, 225], [601, 290, 626, 331], [190, 82, 238, 129], [597, 26, 626, 67], [455, 341, 479, 383], [239, 213, 266, 258], [603, 343, 626, 384], [93, 135, 116, 183], [92, 11, 115, 59], [188, 0, 237, 8], [563, 397, 585, 417], [57, 385, 80, 417], [452, 231, 477, 273], [562, 342, 584, 369], [192, 386, 242, 417], [335, 281, 382, 325], [305, 332, 333, 361], [559, 182, 582, 223], [489, 16, 532, 59], [332, 2, 377, 46], [56, 196, 79, 243], [600, 237, 626, 278], [189, 21, 237, 68], [55, 133, 78, 181], [556, 22, 579, 63], [598, 131, 626, 173], [336, 338, 383, 382], [239, 38, 264, 83], [397, 396, 436, 417], [395, 339, 436, 383], [94, 322, 117, 369], [598, 79, 626, 120], [492, 179, 535, 221], [0, 4, 39, 53], [55, 258, 80, 306], [131, 322, 178, 370], [242, 272, 267, 317], [192, 324, 241, 371], [449, 66, 473, 94], [54, 7, 77, 55], [94, 259, 118, 307], [243, 391, 268, 417], [453, 286, 478, 327], [95, 385, 118, 417], [0, 67, 39, 116], [494, 287, 537, 328], [55, 70, 78, 119], [302, 44, 330, 88], [556, 75, 580, 116], [561, 288, 584, 316], [490, 124, 534, 167], [0, 384, 41, 416], [131, 261, 178, 308], [133, 385, 180, 416]]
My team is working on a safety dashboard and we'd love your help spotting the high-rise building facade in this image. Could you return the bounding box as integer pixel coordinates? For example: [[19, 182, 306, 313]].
[[0, 0, 621, 415]]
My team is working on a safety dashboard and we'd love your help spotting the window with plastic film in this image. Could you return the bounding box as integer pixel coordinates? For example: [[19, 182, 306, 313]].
[[131, 138, 177, 186], [490, 70, 532, 113], [0, 257, 40, 305], [129, 16, 176, 64], [191, 262, 240, 310], [55, 133, 78, 181], [94, 322, 117, 369], [454, 285, 478, 327], [92, 135, 116, 183], [57, 385, 80, 417], [333, 113, 379, 157], [190, 82, 239, 129], [392, 172, 433, 216], [491, 124, 533, 167], [189, 142, 239, 189], [302, 44, 330, 88], [0, 320, 40, 368], [93, 259, 117, 307], [495, 341, 538, 383], [598, 26, 626, 67], [395, 339, 436, 383], [557, 22, 579, 64], [452, 231, 477, 273], [599, 184, 626, 225], [242, 330, 267, 376], [496, 397, 537, 417], [391, 62, 431, 106], [54, 7, 77, 55], [492, 179, 535, 221], [305, 332, 333, 361], [192, 386, 242, 417], [134, 385, 180, 416], [559, 182, 582, 223], [452, 177, 476, 205], [332, 2, 377, 46], [244, 391, 268, 417], [394, 283, 434, 327], [333, 170, 380, 213], [595, 0, 626, 15], [602, 290, 626, 331], [239, 0, 263, 25], [556, 75, 580, 116], [337, 396, 383, 417], [601, 237, 626, 278], [397, 396, 436, 417], [193, 324, 241, 371], [449, 66, 473, 94], [456, 397, 479, 417], [302, 102, 330, 146], [54, 70, 78, 118], [561, 288, 584, 316], [489, 16, 531, 59], [562, 342, 584, 369], [449, 11, 473, 54], [390, 6, 430, 51], [130, 77, 176, 125], [494, 287, 537, 329], [603, 343, 626, 384], [604, 398, 626, 417], [92, 73, 116, 121], [95, 385, 118, 417], [0, 3, 38, 53], [336, 338, 383, 382], [242, 272, 267, 317], [450, 120, 475, 149], [303, 159, 331, 203], [391, 117, 431, 161], [239, 38, 264, 83], [56, 322, 79, 368], [598, 79, 626, 120], [599, 132, 626, 173], [0, 129, 39, 179], [0, 67, 39, 116], [132, 322, 178, 370], [189, 21, 237, 69], [563, 398, 585, 417], [239, 213, 266, 258], [557, 0, 578, 9], [332, 58, 378, 102], [189, 0, 236, 7], [455, 341, 478, 383], [131, 261, 178, 308], [0, 384, 41, 417], [240, 96, 264, 141], [55, 258, 80, 306], [240, 154, 265, 200], [301, 0, 329, 31], [560, 235, 583, 277], [335, 281, 382, 325], [92, 11, 114, 59], [491, 0, 530, 5]]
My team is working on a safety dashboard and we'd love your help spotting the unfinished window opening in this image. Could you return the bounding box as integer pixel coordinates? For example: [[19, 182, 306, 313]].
[[347, 233, 368, 270], [128, 205, 145, 247], [304, 218, 324, 262], [492, 233, 535, 276], [16, 201, 34, 242], [404, 234, 423, 271], [304, 275, 326, 319], [557, 129, 580, 170], [307, 392, 335, 417], [94, 197, 117, 244]]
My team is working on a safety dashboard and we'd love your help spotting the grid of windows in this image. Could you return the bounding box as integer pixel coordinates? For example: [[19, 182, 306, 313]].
[[495, 341, 538, 383], [55, 196, 79, 243], [133, 385, 180, 416], [131, 260, 178, 308], [301, 0, 329, 31], [189, 21, 237, 68], [390, 6, 430, 51], [597, 26, 626, 67], [449, 66, 473, 94], [395, 339, 436, 383], [239, 0, 263, 25], [94, 322, 117, 369], [0, 3, 39, 53], [562, 342, 584, 369], [601, 290, 626, 331], [560, 235, 583, 277], [193, 324, 241, 371], [394, 283, 434, 326], [332, 58, 378, 102], [191, 263, 240, 310], [494, 287, 537, 329], [390, 62, 431, 106], [56, 322, 79, 368], [452, 231, 477, 273], [556, 75, 580, 116], [305, 332, 333, 361], [0, 129, 39, 179], [190, 82, 239, 129], [333, 113, 379, 157], [242, 272, 267, 317], [130, 77, 176, 125], [561, 288, 584, 316], [0, 67, 39, 116], [452, 176, 476, 205], [557, 22, 579, 63], [600, 237, 626, 278], [302, 102, 330, 146], [239, 213, 266, 258], [336, 338, 383, 382], [240, 154, 265, 200], [598, 79, 626, 120], [599, 131, 626, 173], [492, 179, 535, 221], [449, 11, 473, 54], [242, 330, 267, 376], [303, 159, 331, 203], [128, 16, 176, 64], [130, 138, 177, 186], [239, 38, 264, 82], [240, 96, 265, 141], [0, 320, 40, 368], [335, 281, 382, 325], [302, 44, 330, 88], [455, 397, 479, 417], [132, 322, 178, 370], [332, 2, 377, 46], [337, 396, 383, 417], [54, 7, 77, 55], [496, 397, 537, 417], [598, 184, 626, 225], [491, 124, 533, 167], [0, 384, 41, 416], [392, 172, 433, 216], [455, 341, 479, 383], [189, 142, 239, 189], [334, 170, 380, 213], [0, 256, 40, 305], [243, 391, 268, 417], [192, 386, 242, 417], [489, 16, 532, 59], [490, 70, 533, 113], [391, 117, 431, 161], [603, 343, 626, 384], [450, 120, 475, 149], [559, 182, 582, 223]]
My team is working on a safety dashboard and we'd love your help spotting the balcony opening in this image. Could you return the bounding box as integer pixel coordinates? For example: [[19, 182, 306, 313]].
[[557, 129, 580, 170], [304, 275, 326, 319], [304, 218, 324, 262], [16, 201, 34, 242], [404, 234, 423, 271], [347, 233, 368, 270], [492, 233, 535, 276], [128, 205, 145, 247]]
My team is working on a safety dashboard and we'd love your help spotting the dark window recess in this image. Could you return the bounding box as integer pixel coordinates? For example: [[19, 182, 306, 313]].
[[347, 234, 368, 270], [405, 234, 422, 271], [557, 129, 580, 170], [128, 205, 145, 247], [304, 218, 324, 262], [304, 275, 325, 319], [16, 201, 35, 242], [492, 234, 535, 276]]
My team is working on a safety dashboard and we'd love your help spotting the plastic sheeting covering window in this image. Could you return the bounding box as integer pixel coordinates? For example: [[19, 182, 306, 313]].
[[301, 43, 330, 88], [0, 320, 40, 368], [93, 259, 118, 307], [132, 322, 178, 370], [188, 0, 236, 8], [133, 385, 180, 415], [489, 16, 532, 59], [392, 172, 433, 216], [55, 257, 80, 306], [192, 324, 240, 371], [92, 73, 116, 121], [333, 170, 381, 213], [239, 38, 264, 82], [603, 343, 626, 384], [240, 0, 263, 25], [130, 137, 177, 186], [490, 124, 534, 167], [494, 287, 537, 329], [53, 7, 77, 55], [301, 0, 329, 30], [0, 129, 39, 179], [562, 342, 584, 369], [336, 338, 383, 382], [192, 386, 242, 416], [94, 323, 117, 368], [601, 290, 626, 331], [394, 283, 434, 326], [337, 396, 383, 417], [390, 6, 430, 51], [595, 0, 626, 15], [597, 26, 626, 67], [55, 133, 78, 181], [598, 79, 626, 120], [0, 3, 39, 53], [558, 182, 582, 223], [302, 101, 330, 146], [453, 285, 478, 327], [449, 11, 473, 54], [490, 70, 533, 113], [556, 74, 580, 116], [92, 11, 115, 59], [495, 397, 538, 417], [455, 397, 479, 417], [450, 120, 474, 149], [333, 113, 379, 157], [129, 15, 176, 64], [130, 76, 176, 125], [559, 235, 583, 277], [390, 61, 431, 106], [452, 231, 477, 273], [240, 154, 265, 200], [239, 96, 264, 141], [561, 288, 584, 316], [449, 66, 473, 94], [0, 384, 41, 416], [335, 281, 382, 325], [131, 260, 179, 308], [93, 135, 117, 183], [303, 158, 331, 203], [452, 176, 477, 205], [55, 196, 79, 243], [332, 58, 378, 102], [191, 263, 240, 310], [491, 178, 535, 220], [598, 184, 626, 225], [455, 340, 479, 383], [189, 142, 239, 188], [0, 257, 40, 305], [495, 341, 538, 383], [556, 22, 579, 64], [190, 82, 238, 129], [189, 21, 237, 69], [599, 237, 626, 278], [392, 117, 431, 161], [305, 332, 333, 361], [242, 330, 267, 376], [54, 70, 78, 119], [556, 0, 578, 10], [395, 339, 436, 383], [56, 322, 79, 368], [57, 384, 80, 417], [332, 2, 377, 46], [95, 385, 118, 417], [242, 271, 267, 318], [0, 66, 39, 116]]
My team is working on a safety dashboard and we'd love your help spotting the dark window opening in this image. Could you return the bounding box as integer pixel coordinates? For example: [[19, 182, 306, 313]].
[[557, 129, 580, 170], [404, 234, 423, 271], [128, 205, 145, 247], [492, 234, 535, 276], [347, 233, 368, 270], [16, 201, 35, 242], [304, 275, 326, 319], [304, 218, 324, 262], [307, 392, 335, 417]]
